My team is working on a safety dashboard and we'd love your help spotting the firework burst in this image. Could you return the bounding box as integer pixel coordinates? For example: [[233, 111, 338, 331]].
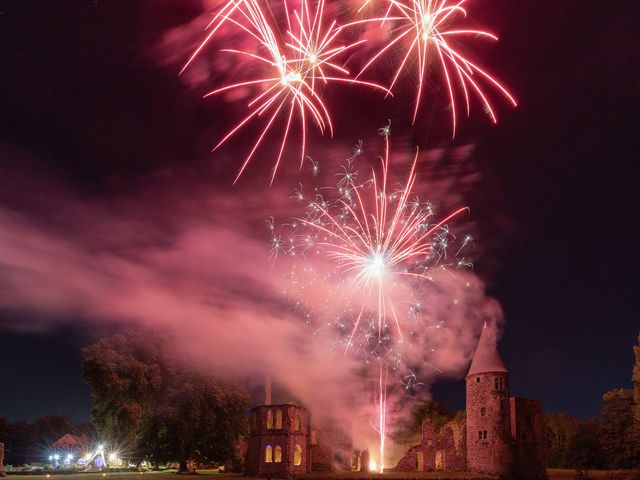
[[355, 0, 517, 135], [299, 131, 467, 349], [269, 124, 473, 470], [182, 0, 390, 183]]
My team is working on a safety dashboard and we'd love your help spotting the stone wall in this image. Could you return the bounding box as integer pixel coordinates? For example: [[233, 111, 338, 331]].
[[244, 404, 356, 476], [394, 417, 466, 472], [309, 428, 334, 472], [309, 421, 353, 472], [244, 404, 309, 477], [439, 418, 467, 471], [395, 444, 425, 471], [466, 372, 513, 476], [510, 397, 548, 480]]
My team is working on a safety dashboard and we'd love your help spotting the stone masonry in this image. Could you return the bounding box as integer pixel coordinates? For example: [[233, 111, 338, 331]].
[[244, 404, 310, 477], [0, 442, 5, 477], [396, 322, 547, 479]]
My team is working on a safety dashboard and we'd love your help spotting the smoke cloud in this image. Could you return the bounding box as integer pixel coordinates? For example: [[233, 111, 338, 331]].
[[0, 137, 502, 464]]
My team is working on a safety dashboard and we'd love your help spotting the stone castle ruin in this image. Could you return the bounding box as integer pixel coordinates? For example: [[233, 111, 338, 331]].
[[243, 323, 547, 478], [396, 322, 547, 479], [242, 376, 355, 477]]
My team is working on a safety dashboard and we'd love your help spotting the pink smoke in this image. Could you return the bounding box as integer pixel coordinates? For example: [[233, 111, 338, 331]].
[[0, 138, 502, 464]]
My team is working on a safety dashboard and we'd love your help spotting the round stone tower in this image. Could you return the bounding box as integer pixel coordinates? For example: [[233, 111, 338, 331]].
[[465, 322, 513, 477]]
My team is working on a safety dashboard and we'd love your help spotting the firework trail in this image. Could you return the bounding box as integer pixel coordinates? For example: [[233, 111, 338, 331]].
[[181, 0, 390, 183], [269, 123, 473, 470], [352, 0, 517, 136]]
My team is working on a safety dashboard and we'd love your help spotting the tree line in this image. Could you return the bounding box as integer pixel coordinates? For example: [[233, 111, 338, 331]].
[[1, 329, 249, 471], [81, 328, 249, 471], [0, 415, 93, 465], [545, 335, 640, 469]]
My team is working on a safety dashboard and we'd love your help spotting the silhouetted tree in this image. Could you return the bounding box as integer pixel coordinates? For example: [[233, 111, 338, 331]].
[[82, 328, 175, 455], [0, 418, 26, 465], [82, 328, 249, 469], [142, 375, 248, 471], [569, 418, 604, 469], [0, 416, 91, 465], [601, 388, 639, 468], [544, 413, 579, 468]]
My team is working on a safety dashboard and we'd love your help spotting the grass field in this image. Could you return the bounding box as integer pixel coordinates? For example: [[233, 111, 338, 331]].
[[2, 471, 493, 480], [547, 469, 637, 479], [4, 470, 638, 480]]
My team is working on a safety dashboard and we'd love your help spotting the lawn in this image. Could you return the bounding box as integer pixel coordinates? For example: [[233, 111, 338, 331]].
[[6, 470, 639, 480], [548, 469, 637, 479], [3, 471, 494, 480], [299, 472, 493, 479]]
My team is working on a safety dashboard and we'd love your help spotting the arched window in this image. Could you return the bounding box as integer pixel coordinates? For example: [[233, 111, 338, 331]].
[[266, 409, 273, 429], [274, 446, 282, 463], [293, 414, 301, 431], [275, 409, 283, 429], [265, 445, 273, 463], [480, 407, 486, 417], [293, 444, 302, 466]]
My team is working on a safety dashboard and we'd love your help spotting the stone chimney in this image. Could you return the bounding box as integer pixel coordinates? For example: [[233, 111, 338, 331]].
[[265, 374, 272, 405]]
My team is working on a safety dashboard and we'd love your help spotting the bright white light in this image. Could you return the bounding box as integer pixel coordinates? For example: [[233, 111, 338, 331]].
[[369, 459, 377, 471], [367, 253, 386, 277], [84, 454, 92, 461], [282, 71, 303, 85], [66, 454, 74, 461], [48, 456, 53, 461], [53, 454, 60, 461], [108, 453, 117, 462], [97, 444, 105, 451]]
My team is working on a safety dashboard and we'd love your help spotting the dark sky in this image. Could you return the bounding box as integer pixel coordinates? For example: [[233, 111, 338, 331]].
[[0, 0, 639, 423]]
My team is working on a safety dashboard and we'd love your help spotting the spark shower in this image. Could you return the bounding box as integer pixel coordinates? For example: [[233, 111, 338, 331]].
[[179, 0, 516, 472], [269, 131, 473, 471], [181, 0, 516, 182]]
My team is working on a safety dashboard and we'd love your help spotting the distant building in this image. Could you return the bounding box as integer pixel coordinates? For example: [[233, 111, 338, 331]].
[[243, 378, 356, 476], [396, 323, 547, 479], [52, 434, 87, 452]]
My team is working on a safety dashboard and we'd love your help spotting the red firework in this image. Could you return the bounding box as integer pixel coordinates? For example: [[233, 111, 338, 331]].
[[354, 0, 517, 135], [181, 0, 390, 183]]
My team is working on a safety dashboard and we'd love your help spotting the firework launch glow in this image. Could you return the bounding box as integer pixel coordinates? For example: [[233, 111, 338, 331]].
[[269, 126, 473, 470], [181, 0, 515, 181]]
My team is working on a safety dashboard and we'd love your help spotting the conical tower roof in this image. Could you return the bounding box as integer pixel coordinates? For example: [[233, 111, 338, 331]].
[[467, 322, 507, 377]]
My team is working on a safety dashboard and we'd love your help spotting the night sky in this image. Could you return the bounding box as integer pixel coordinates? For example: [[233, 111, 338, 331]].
[[0, 0, 639, 423]]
